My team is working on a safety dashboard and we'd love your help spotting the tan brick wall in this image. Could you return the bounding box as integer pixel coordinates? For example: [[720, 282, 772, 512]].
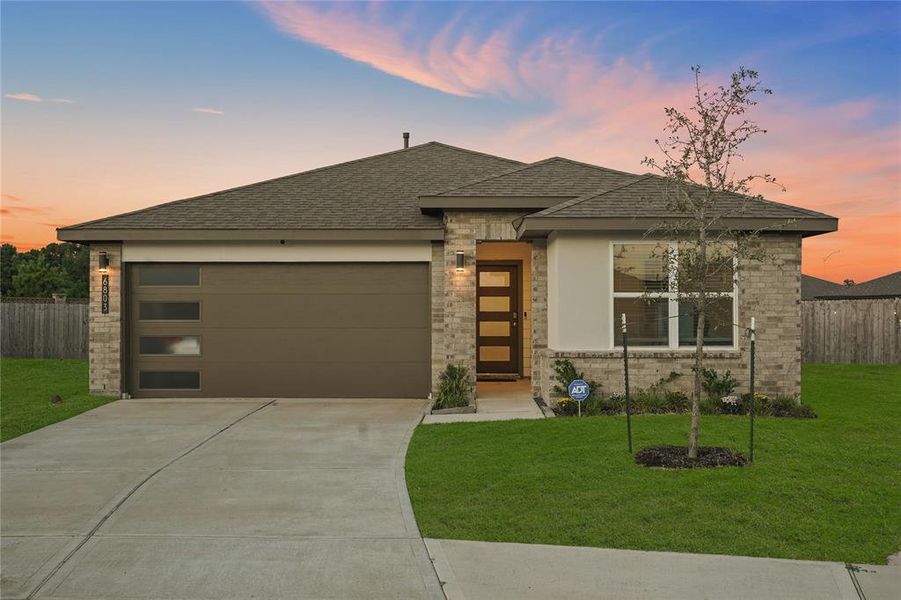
[[88, 243, 123, 396], [435, 210, 531, 402], [537, 234, 803, 403], [430, 241, 445, 396], [530, 239, 548, 399]]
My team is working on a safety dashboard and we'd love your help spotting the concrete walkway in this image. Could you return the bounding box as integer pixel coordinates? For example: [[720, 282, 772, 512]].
[[1, 398, 443, 599], [423, 380, 545, 424], [425, 538, 900, 600]]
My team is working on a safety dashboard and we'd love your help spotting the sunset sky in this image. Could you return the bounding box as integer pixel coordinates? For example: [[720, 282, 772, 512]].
[[2, 1, 898, 282]]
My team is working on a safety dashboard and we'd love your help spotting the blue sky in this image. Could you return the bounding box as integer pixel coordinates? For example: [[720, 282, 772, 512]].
[[2, 1, 899, 279]]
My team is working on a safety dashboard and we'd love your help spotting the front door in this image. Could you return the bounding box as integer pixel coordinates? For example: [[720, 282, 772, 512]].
[[476, 264, 520, 375]]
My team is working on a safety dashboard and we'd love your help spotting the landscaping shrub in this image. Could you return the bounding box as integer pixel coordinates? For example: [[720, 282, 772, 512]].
[[699, 367, 738, 399], [551, 359, 601, 415], [550, 365, 814, 419], [700, 396, 722, 415], [434, 364, 470, 409], [744, 393, 817, 418], [551, 359, 601, 400]]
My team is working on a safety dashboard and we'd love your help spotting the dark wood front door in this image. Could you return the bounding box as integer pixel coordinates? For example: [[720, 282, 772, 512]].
[[476, 264, 520, 374]]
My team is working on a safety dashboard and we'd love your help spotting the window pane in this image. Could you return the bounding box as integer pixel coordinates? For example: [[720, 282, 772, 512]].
[[139, 371, 200, 390], [479, 296, 510, 312], [479, 346, 510, 361], [479, 271, 510, 287], [613, 244, 669, 292], [479, 321, 510, 337], [138, 265, 200, 286], [139, 336, 201, 355], [614, 298, 668, 346], [677, 246, 733, 292], [139, 302, 200, 321], [678, 298, 734, 346]]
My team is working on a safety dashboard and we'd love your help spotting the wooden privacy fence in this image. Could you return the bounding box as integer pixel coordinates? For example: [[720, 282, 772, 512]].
[[802, 298, 901, 365], [1, 299, 89, 359]]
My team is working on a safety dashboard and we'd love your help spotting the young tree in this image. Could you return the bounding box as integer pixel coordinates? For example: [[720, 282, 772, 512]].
[[642, 66, 785, 459]]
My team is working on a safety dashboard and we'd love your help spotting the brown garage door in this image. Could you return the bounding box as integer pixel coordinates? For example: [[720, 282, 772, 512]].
[[126, 263, 430, 398]]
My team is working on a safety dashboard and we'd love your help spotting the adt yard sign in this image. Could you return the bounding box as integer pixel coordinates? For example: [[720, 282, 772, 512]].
[[568, 379, 590, 402], [568, 379, 590, 416]]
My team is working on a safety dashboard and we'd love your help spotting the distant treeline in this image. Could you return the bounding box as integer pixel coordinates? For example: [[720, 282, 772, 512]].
[[1, 243, 89, 299]]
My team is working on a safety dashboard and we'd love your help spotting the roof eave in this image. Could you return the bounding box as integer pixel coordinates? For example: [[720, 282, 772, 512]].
[[57, 228, 445, 243], [515, 216, 839, 239], [419, 196, 572, 214]]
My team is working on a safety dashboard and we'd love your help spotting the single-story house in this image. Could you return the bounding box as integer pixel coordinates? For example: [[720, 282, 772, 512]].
[[58, 140, 838, 401], [802, 272, 900, 300]]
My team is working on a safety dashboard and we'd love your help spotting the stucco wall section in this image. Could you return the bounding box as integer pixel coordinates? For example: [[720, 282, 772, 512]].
[[89, 243, 123, 396], [538, 234, 802, 402]]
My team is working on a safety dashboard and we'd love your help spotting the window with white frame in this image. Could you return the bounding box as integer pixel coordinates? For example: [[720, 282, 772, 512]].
[[612, 242, 736, 349]]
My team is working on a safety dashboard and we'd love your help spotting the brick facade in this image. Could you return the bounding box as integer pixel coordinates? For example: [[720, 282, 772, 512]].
[[88, 243, 123, 396], [535, 234, 803, 403], [432, 210, 529, 402], [530, 240, 548, 399]]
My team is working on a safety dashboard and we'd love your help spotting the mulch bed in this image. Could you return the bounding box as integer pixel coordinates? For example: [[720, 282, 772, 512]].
[[635, 445, 747, 469]]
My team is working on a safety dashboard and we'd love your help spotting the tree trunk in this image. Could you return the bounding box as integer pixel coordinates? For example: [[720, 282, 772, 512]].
[[688, 310, 705, 459]]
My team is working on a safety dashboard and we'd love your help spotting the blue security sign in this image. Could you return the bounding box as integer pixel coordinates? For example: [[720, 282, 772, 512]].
[[567, 379, 590, 402]]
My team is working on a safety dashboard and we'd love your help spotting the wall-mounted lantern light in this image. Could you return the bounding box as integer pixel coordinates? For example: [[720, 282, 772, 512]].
[[455, 250, 465, 272], [98, 252, 110, 274]]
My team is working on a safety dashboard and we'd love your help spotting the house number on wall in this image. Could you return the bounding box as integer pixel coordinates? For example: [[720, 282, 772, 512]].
[[101, 275, 110, 314]]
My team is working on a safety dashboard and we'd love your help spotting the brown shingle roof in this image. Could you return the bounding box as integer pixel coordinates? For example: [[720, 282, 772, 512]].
[[534, 175, 834, 220], [426, 157, 638, 198], [60, 142, 523, 232], [803, 271, 901, 299], [801, 275, 848, 300]]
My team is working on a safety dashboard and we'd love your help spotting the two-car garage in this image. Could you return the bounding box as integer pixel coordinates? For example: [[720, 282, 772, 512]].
[[125, 262, 430, 398]]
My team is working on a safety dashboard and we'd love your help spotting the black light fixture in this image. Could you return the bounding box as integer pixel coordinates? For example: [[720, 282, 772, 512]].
[[455, 250, 465, 272], [98, 252, 110, 274]]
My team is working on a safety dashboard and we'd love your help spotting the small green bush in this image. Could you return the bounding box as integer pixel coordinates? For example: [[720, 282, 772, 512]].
[[700, 396, 722, 415], [743, 393, 817, 418], [551, 359, 601, 399], [699, 368, 738, 399], [434, 364, 470, 409]]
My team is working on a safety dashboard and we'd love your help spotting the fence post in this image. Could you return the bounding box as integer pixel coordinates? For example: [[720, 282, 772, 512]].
[[749, 317, 756, 463], [622, 313, 633, 454]]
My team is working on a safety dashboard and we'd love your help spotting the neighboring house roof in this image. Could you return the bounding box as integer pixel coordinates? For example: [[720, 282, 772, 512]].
[[804, 271, 901, 299], [58, 142, 523, 241], [801, 275, 849, 300], [852, 271, 901, 297], [57, 140, 838, 242], [516, 175, 837, 237]]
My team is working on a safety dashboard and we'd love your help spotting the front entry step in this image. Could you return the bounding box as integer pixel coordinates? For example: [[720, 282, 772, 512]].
[[477, 373, 519, 381]]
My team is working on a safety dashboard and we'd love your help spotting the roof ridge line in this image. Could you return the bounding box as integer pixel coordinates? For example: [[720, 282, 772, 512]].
[[422, 156, 554, 197], [535, 175, 651, 217], [542, 156, 645, 178], [425, 141, 525, 168]]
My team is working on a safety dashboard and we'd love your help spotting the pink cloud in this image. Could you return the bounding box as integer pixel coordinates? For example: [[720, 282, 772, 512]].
[[5, 92, 43, 102], [192, 107, 225, 115], [257, 2, 900, 280], [4, 93, 74, 104]]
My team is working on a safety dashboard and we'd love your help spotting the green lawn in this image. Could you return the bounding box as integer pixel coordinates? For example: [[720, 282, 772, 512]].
[[1, 359, 115, 442], [406, 364, 901, 564]]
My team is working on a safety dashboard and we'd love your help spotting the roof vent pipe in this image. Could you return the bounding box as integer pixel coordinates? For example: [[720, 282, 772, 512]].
[[403, 132, 410, 149]]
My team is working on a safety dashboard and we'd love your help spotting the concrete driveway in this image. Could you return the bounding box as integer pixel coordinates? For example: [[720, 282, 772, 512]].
[[1, 398, 443, 599]]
